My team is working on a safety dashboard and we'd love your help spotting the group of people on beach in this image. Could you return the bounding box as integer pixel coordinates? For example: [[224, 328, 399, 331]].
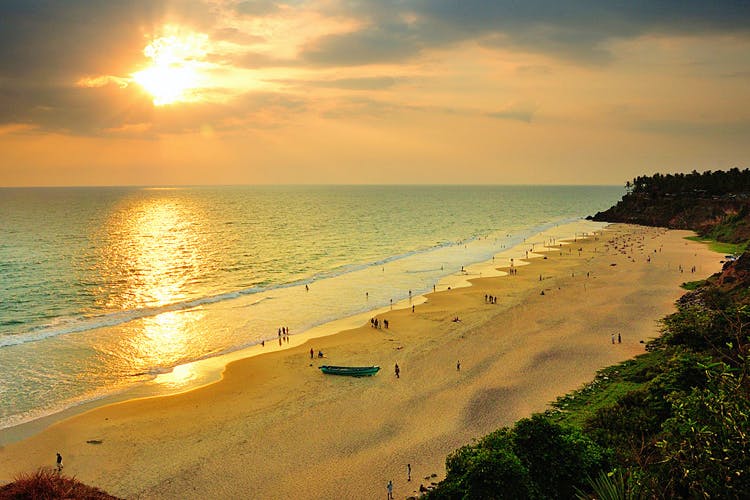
[[370, 317, 388, 329], [278, 327, 290, 345], [484, 294, 497, 304]]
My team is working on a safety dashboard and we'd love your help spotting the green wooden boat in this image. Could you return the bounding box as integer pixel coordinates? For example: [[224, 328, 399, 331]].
[[319, 365, 380, 377]]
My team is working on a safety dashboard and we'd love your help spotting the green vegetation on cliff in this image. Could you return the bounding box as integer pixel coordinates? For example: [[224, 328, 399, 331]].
[[428, 169, 750, 499]]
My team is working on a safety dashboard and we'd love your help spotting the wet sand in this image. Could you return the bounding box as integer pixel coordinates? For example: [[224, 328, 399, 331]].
[[0, 224, 724, 499]]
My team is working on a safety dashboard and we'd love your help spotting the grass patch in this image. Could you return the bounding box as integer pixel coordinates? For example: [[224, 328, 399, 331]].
[[549, 350, 669, 428], [684, 236, 746, 255], [681, 279, 706, 290]]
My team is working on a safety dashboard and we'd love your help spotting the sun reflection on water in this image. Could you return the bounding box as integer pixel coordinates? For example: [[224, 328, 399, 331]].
[[101, 193, 209, 374], [103, 196, 204, 310], [136, 310, 205, 390], [153, 362, 200, 391]]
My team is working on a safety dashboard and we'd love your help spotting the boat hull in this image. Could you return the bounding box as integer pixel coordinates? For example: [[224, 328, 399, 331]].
[[319, 365, 380, 377]]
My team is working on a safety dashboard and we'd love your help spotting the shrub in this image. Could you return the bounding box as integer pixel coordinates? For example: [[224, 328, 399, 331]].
[[0, 467, 119, 500], [513, 414, 607, 499], [430, 415, 607, 500], [657, 362, 750, 498]]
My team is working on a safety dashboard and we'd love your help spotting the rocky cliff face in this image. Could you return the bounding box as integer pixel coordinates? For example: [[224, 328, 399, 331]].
[[715, 252, 750, 289], [589, 193, 750, 243]]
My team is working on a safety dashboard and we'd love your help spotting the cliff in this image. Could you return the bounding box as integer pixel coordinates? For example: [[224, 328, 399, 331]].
[[589, 169, 750, 243]]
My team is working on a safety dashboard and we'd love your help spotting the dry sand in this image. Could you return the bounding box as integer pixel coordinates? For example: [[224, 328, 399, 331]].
[[0, 224, 725, 499]]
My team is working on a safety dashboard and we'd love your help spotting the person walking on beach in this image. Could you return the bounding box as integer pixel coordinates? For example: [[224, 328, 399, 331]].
[[56, 452, 63, 472], [395, 363, 400, 379], [611, 334, 615, 344], [310, 348, 314, 359], [618, 333, 622, 344], [407, 463, 412, 482], [387, 480, 394, 499], [457, 360, 461, 372]]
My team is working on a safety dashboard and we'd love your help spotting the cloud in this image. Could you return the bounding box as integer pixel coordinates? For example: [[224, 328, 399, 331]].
[[299, 0, 750, 66], [282, 76, 397, 90], [487, 109, 535, 123], [516, 65, 553, 76], [0, 0, 218, 132], [301, 23, 423, 65], [235, 0, 281, 16], [231, 51, 299, 69], [0, 79, 154, 135], [0, 1, 216, 79], [2, 0, 749, 136], [210, 27, 267, 45], [632, 118, 750, 138]]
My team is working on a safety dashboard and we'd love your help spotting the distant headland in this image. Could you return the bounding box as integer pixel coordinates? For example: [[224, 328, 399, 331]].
[[590, 168, 750, 242]]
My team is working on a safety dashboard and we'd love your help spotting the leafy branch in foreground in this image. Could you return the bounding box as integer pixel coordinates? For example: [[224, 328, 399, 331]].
[[658, 360, 750, 497]]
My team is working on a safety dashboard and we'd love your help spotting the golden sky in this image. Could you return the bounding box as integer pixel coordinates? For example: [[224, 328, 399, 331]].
[[1, 0, 749, 186]]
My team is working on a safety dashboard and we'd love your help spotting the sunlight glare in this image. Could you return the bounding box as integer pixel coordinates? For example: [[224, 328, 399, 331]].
[[133, 28, 209, 106]]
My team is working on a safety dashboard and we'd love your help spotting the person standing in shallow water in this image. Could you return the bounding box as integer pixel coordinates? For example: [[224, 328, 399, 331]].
[[387, 480, 394, 499], [395, 363, 400, 378]]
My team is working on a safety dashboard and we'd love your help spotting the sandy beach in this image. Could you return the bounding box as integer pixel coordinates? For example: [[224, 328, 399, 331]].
[[0, 223, 724, 499]]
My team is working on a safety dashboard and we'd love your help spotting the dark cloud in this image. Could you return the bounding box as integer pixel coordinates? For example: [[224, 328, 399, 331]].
[[0, 1, 215, 80], [0, 77, 310, 137], [0, 79, 154, 135], [302, 23, 422, 66], [302, 0, 750, 66], [417, 0, 750, 42], [0, 0, 217, 132], [2, 0, 749, 134]]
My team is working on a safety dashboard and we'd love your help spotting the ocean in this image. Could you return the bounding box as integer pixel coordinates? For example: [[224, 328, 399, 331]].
[[0, 185, 621, 432]]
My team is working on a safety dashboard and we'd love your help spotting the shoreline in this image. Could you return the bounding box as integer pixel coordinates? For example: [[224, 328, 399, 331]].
[[0, 223, 724, 499], [0, 216, 591, 437], [0, 219, 604, 446]]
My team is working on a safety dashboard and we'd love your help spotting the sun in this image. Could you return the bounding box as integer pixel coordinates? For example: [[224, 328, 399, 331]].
[[133, 28, 209, 106]]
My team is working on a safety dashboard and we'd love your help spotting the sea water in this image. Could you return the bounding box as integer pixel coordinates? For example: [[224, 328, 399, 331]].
[[0, 185, 621, 431]]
